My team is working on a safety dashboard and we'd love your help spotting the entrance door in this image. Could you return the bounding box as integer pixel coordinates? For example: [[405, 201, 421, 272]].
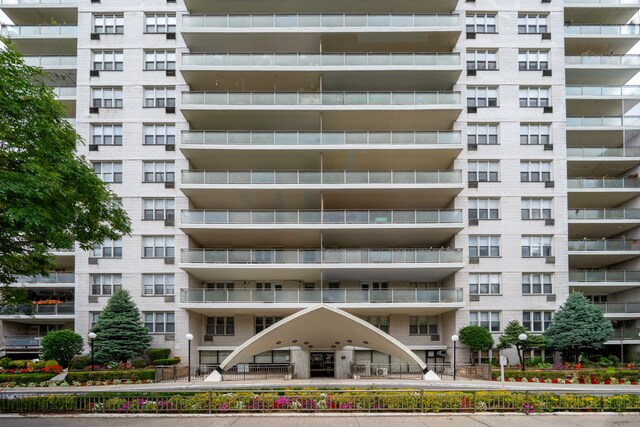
[[310, 352, 335, 377]]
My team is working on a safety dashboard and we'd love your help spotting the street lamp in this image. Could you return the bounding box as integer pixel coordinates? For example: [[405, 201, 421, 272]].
[[88, 332, 96, 371], [451, 334, 459, 380], [185, 333, 194, 382], [518, 333, 528, 372]]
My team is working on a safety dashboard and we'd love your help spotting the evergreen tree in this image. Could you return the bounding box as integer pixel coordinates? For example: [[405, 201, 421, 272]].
[[497, 320, 546, 371], [458, 325, 494, 363], [543, 292, 613, 363], [91, 289, 152, 363]]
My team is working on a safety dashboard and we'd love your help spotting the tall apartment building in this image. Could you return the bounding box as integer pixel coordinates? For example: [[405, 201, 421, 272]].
[[1, 0, 639, 377]]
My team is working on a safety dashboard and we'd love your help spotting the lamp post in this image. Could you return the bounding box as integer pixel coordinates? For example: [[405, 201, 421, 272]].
[[451, 334, 459, 380], [518, 333, 528, 372], [88, 332, 96, 371], [186, 333, 194, 382]]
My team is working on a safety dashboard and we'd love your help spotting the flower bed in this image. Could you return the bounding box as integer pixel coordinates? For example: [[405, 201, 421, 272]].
[[491, 369, 640, 384]]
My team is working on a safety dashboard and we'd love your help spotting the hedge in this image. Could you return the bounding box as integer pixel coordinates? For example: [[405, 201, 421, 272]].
[[152, 358, 180, 366], [0, 373, 57, 384], [492, 369, 640, 382], [66, 369, 155, 382], [147, 348, 171, 362]]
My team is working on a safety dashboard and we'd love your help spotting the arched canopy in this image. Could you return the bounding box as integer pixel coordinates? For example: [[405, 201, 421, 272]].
[[219, 303, 427, 371]]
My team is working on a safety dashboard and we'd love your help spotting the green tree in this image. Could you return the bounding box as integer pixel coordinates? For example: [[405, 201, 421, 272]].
[[543, 292, 614, 363], [0, 38, 130, 286], [458, 325, 495, 363], [91, 290, 152, 363], [497, 320, 546, 371], [41, 329, 84, 368]]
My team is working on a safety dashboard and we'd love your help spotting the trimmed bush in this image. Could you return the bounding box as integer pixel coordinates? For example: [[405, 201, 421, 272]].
[[0, 373, 57, 383], [69, 356, 90, 371], [0, 357, 11, 369], [492, 369, 640, 383], [65, 369, 155, 382], [152, 357, 180, 366], [8, 360, 29, 369], [132, 357, 147, 369], [146, 348, 171, 362]]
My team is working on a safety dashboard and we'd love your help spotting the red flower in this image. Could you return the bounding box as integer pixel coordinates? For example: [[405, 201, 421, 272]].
[[552, 378, 558, 383]]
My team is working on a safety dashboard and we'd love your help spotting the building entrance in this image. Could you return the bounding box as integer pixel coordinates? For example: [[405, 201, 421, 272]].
[[310, 351, 335, 377]]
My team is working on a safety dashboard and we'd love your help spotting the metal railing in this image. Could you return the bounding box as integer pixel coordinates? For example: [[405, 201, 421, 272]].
[[566, 116, 640, 126], [594, 302, 640, 314], [566, 85, 640, 96], [51, 87, 76, 98], [182, 14, 461, 29], [569, 270, 640, 282], [610, 328, 640, 340], [180, 288, 464, 304], [565, 24, 640, 35], [181, 170, 463, 185], [1, 335, 41, 350], [182, 91, 461, 106], [0, 303, 74, 316], [351, 363, 426, 379], [567, 177, 640, 188], [565, 0, 640, 4], [14, 272, 75, 284], [181, 209, 463, 225], [181, 248, 463, 264], [181, 130, 461, 146], [567, 147, 640, 157], [182, 52, 460, 67], [568, 239, 640, 251], [568, 208, 640, 220], [23, 55, 77, 67], [0, 25, 78, 36], [0, 0, 76, 4], [565, 55, 640, 66]]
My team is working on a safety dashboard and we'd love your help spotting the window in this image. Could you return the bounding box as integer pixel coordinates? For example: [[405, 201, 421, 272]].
[[520, 123, 550, 145], [143, 273, 174, 295], [470, 311, 501, 332], [144, 124, 176, 145], [360, 316, 389, 333], [519, 50, 549, 71], [93, 162, 122, 183], [93, 14, 124, 34], [521, 198, 552, 220], [467, 87, 498, 107], [143, 161, 175, 183], [468, 161, 499, 182], [92, 50, 123, 71], [466, 13, 497, 33], [518, 14, 548, 34], [519, 87, 549, 107], [468, 124, 498, 145], [144, 312, 175, 333], [92, 238, 122, 258], [142, 236, 174, 258], [90, 312, 101, 328], [469, 235, 500, 257], [144, 87, 175, 108], [206, 316, 234, 335], [143, 198, 175, 220], [469, 198, 499, 220], [255, 316, 283, 333], [521, 235, 552, 257], [522, 273, 553, 294], [588, 295, 608, 303], [521, 161, 552, 182], [90, 274, 122, 296], [91, 124, 123, 146], [469, 273, 501, 295], [144, 50, 176, 70], [467, 50, 497, 70], [523, 311, 552, 332], [91, 87, 123, 108], [409, 316, 438, 335], [145, 13, 176, 33]]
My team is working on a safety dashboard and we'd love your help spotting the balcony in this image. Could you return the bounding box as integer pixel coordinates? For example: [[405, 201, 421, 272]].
[[180, 248, 464, 282], [593, 302, 640, 319], [0, 0, 77, 26], [0, 303, 74, 319], [567, 116, 640, 128], [13, 272, 75, 287], [568, 177, 640, 207], [608, 328, 640, 343], [179, 287, 464, 315], [568, 239, 640, 267], [566, 85, 640, 98], [1, 335, 42, 353], [565, 25, 640, 55], [567, 147, 640, 178], [181, 91, 462, 130], [568, 208, 640, 237], [564, 2, 640, 32], [23, 54, 76, 68], [567, 147, 640, 158], [569, 270, 640, 293], [565, 55, 640, 85], [51, 86, 75, 117], [0, 25, 77, 55]]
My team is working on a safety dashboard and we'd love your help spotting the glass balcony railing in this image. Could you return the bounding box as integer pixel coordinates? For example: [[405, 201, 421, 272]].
[[566, 85, 640, 97], [180, 287, 464, 304], [594, 302, 640, 314], [181, 209, 463, 225], [568, 239, 640, 251], [567, 147, 640, 157], [14, 272, 75, 284], [23, 55, 77, 67], [181, 131, 462, 146], [181, 248, 463, 264], [564, 0, 640, 5], [181, 170, 463, 185], [0, 0, 77, 4], [2, 336, 41, 350], [567, 177, 640, 188], [0, 303, 74, 316], [0, 25, 78, 37], [52, 86, 76, 97], [568, 208, 640, 220], [565, 55, 640, 66], [609, 328, 640, 341], [182, 14, 461, 29], [569, 270, 640, 282], [565, 24, 640, 35], [182, 52, 461, 67], [182, 91, 461, 106]]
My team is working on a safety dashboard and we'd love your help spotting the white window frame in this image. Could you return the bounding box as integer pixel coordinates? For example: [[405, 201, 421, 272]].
[[142, 235, 175, 258], [143, 273, 174, 296], [93, 14, 124, 34], [92, 238, 122, 258], [409, 316, 439, 335], [144, 124, 176, 145], [521, 198, 552, 220], [469, 198, 500, 220], [522, 273, 553, 294], [468, 161, 499, 182], [93, 161, 122, 183], [466, 13, 497, 33], [468, 123, 498, 146], [144, 50, 176, 71], [470, 311, 501, 332], [521, 161, 552, 182], [520, 123, 551, 145], [523, 311, 552, 332], [144, 312, 175, 334], [519, 87, 550, 107], [91, 124, 123, 146], [469, 235, 500, 257], [91, 87, 123, 108], [518, 14, 548, 34], [143, 198, 175, 221], [143, 161, 175, 183], [519, 50, 549, 71], [144, 87, 176, 108], [206, 316, 235, 335], [144, 13, 177, 33], [91, 274, 122, 296], [467, 87, 498, 107], [521, 235, 552, 258], [467, 50, 498, 70], [469, 273, 501, 295], [92, 50, 123, 71]]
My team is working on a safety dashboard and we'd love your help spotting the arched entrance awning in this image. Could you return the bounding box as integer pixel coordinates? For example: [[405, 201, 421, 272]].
[[218, 303, 427, 371]]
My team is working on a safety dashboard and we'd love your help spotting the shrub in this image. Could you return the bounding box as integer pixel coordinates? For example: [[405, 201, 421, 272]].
[[132, 358, 147, 369], [0, 373, 57, 384], [0, 357, 11, 369], [69, 356, 90, 371], [8, 360, 29, 369], [152, 357, 180, 366], [41, 329, 84, 368], [65, 369, 155, 382], [44, 360, 60, 368], [146, 348, 171, 362]]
